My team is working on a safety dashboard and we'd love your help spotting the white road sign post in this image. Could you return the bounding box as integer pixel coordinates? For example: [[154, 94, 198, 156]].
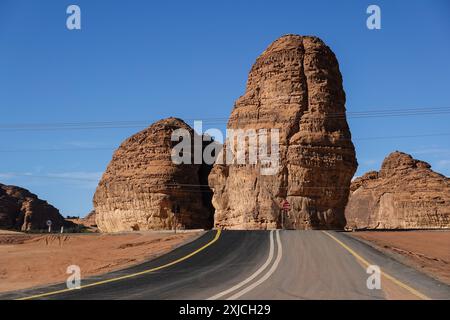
[[46, 220, 52, 233]]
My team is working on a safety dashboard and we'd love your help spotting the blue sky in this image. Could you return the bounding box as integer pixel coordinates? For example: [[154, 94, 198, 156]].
[[1, 0, 449, 217]]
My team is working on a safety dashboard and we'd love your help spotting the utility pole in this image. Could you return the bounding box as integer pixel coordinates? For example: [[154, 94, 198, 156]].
[[173, 203, 180, 234], [174, 214, 177, 234]]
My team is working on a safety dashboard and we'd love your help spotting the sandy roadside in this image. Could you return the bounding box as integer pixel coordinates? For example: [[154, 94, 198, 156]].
[[351, 230, 450, 285], [0, 230, 201, 293]]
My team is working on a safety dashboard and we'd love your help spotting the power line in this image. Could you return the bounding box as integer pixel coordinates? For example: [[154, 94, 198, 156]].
[[0, 132, 449, 152], [0, 147, 114, 153], [354, 132, 450, 141], [0, 173, 100, 182], [1, 173, 447, 192], [0, 107, 449, 131]]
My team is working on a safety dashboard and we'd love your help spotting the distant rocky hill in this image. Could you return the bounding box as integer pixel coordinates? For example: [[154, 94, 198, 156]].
[[93, 117, 215, 232], [83, 210, 97, 227], [345, 151, 450, 229], [64, 210, 98, 232], [209, 34, 357, 229], [0, 184, 69, 231]]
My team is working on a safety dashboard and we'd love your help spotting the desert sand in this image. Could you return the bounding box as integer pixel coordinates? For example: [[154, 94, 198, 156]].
[[0, 230, 201, 293], [352, 231, 450, 285]]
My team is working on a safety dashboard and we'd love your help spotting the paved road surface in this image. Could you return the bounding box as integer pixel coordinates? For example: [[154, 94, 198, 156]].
[[1, 230, 449, 300]]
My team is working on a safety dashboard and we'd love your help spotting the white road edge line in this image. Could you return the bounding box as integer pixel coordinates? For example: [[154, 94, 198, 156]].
[[227, 230, 283, 300], [207, 230, 275, 300]]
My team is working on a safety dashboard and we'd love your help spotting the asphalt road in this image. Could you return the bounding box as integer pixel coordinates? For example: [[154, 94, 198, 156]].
[[1, 230, 449, 300]]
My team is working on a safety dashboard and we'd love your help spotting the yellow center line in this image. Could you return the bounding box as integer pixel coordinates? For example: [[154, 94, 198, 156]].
[[16, 229, 222, 300], [322, 231, 431, 300]]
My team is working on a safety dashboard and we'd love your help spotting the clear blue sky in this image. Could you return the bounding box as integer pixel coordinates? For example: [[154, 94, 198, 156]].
[[1, 0, 449, 217]]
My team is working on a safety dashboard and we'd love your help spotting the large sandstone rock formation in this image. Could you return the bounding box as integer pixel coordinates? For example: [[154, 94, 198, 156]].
[[345, 151, 450, 230], [94, 117, 214, 232], [0, 184, 67, 231], [209, 35, 357, 229]]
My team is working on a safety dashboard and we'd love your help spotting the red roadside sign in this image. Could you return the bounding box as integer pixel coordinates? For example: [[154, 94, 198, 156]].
[[282, 200, 290, 210]]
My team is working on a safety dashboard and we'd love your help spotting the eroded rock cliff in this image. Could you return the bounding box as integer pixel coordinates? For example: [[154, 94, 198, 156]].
[[345, 151, 450, 229], [94, 117, 214, 232], [209, 34, 357, 229], [0, 184, 67, 231]]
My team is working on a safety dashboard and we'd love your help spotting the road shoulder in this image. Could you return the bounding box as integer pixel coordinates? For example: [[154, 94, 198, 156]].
[[338, 231, 450, 299], [0, 230, 213, 300]]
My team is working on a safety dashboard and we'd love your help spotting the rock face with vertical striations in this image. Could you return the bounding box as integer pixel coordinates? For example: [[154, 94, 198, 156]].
[[0, 183, 68, 231], [345, 151, 450, 229], [94, 117, 214, 232], [209, 35, 357, 230]]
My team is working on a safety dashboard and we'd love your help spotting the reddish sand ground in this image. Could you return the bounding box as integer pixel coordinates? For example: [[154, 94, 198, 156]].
[[0, 230, 200, 293], [352, 231, 450, 285]]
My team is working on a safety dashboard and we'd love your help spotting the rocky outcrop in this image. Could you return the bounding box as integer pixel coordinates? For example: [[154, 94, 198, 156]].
[[209, 35, 357, 230], [83, 210, 97, 227], [94, 117, 214, 232], [345, 151, 450, 229], [0, 184, 67, 231]]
